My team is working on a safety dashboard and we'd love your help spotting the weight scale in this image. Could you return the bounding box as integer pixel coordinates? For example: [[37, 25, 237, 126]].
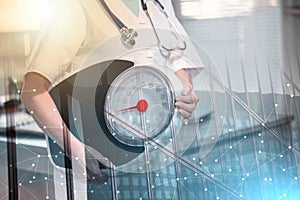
[[48, 59, 177, 167]]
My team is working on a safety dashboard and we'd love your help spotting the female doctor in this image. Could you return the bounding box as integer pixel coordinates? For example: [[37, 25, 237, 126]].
[[21, 0, 202, 199]]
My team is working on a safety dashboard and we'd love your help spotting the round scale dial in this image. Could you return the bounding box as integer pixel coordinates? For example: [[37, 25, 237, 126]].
[[104, 66, 175, 147]]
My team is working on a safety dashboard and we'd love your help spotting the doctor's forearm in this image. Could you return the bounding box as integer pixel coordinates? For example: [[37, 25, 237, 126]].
[[21, 73, 84, 157], [175, 69, 192, 89]]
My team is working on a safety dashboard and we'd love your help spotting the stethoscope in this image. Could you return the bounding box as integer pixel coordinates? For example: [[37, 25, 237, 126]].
[[99, 0, 187, 51]]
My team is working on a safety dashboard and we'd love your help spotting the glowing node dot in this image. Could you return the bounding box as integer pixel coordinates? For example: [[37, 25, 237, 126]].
[[244, 135, 247, 139], [204, 188, 208, 192], [139, 166, 143, 170], [216, 197, 220, 200], [151, 185, 155, 188], [261, 140, 264, 144], [32, 89, 36, 92], [261, 123, 265, 126], [184, 177, 187, 180], [60, 175, 64, 178], [229, 169, 232, 172], [43, 126, 47, 129], [228, 128, 232, 132], [258, 133, 262, 137], [46, 196, 49, 199], [52, 108, 56, 112], [288, 146, 292, 149], [280, 155, 283, 158], [287, 83, 290, 87], [117, 191, 120, 194], [156, 174, 159, 177], [291, 94, 294, 98], [30, 111, 34, 114], [211, 137, 215, 140], [37, 155, 40, 158], [211, 174, 214, 178], [242, 178, 245, 181], [32, 176, 36, 179], [29, 180, 32, 184], [275, 103, 278, 107], [195, 173, 198, 176], [44, 177, 48, 180], [32, 163, 35, 167], [295, 177, 298, 180], [176, 178, 180, 181], [200, 118, 204, 122], [258, 150, 262, 154], [90, 190, 94, 193], [269, 178, 272, 181], [199, 162, 203, 165], [240, 194, 243, 198], [19, 183, 22, 186], [215, 159, 218, 163], [246, 173, 250, 176], [192, 157, 196, 161], [282, 168, 286, 172], [229, 145, 233, 149], [169, 138, 172, 142]]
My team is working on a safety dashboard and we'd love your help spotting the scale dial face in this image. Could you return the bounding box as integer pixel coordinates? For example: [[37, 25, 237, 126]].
[[104, 66, 175, 147]]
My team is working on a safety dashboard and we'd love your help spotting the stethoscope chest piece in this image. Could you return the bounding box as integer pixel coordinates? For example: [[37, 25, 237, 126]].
[[120, 28, 138, 49]]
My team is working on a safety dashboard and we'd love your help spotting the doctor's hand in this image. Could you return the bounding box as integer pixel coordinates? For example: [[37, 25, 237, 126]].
[[84, 145, 114, 182], [73, 144, 114, 184], [175, 83, 199, 124]]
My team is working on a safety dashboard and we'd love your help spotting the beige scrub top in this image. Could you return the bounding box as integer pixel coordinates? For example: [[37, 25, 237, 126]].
[[25, 0, 204, 87]]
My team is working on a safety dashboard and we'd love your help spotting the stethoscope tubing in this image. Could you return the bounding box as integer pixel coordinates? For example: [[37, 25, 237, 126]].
[[98, 0, 186, 51]]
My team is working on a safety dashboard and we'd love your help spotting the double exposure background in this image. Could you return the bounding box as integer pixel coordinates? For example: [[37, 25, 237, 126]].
[[1, 0, 300, 199]]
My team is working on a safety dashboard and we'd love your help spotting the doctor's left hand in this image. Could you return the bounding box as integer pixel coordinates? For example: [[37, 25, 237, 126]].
[[175, 82, 199, 124]]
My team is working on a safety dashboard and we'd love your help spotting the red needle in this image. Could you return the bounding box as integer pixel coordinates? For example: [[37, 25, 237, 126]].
[[116, 99, 148, 113]]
